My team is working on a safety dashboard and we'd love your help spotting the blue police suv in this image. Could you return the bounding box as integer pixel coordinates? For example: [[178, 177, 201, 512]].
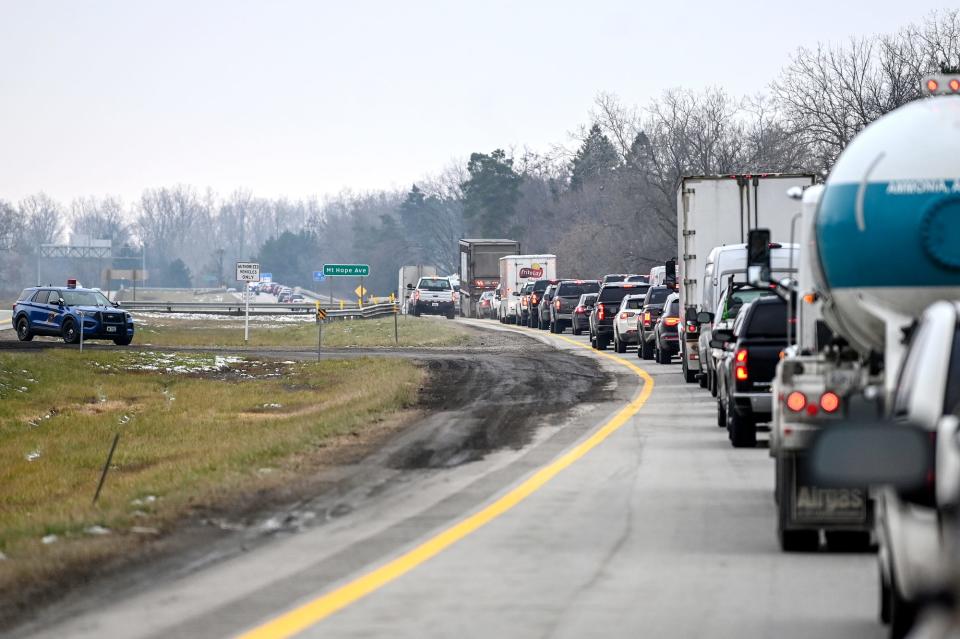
[[13, 280, 135, 345]]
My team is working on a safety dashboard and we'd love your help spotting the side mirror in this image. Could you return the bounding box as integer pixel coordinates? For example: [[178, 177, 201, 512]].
[[696, 311, 714, 324], [938, 415, 960, 507], [808, 421, 931, 492], [747, 228, 771, 286], [406, 284, 414, 290], [56, 298, 65, 307], [512, 291, 520, 296], [710, 328, 733, 348]]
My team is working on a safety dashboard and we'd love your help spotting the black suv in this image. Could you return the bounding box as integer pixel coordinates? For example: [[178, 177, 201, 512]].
[[589, 282, 645, 350], [572, 293, 598, 335], [527, 279, 559, 329], [713, 296, 790, 448], [549, 280, 600, 334], [637, 286, 673, 360]]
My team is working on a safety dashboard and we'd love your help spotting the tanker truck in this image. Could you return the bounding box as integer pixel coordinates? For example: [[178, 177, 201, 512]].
[[767, 75, 960, 632]]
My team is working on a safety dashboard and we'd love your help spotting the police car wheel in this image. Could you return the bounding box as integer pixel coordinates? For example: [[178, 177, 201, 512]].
[[114, 336, 133, 346], [16, 317, 33, 342], [62, 319, 80, 344]]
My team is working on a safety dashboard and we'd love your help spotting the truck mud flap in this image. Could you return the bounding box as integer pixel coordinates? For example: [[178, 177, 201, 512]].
[[785, 454, 871, 529]]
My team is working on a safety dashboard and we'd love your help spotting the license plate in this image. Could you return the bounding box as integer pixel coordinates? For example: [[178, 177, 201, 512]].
[[432, 302, 439, 306], [106, 326, 117, 333]]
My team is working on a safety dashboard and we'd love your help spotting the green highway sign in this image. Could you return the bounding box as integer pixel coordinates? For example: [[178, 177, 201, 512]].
[[323, 263, 370, 277]]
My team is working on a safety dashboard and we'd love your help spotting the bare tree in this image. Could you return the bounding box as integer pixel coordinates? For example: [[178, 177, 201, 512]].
[[71, 196, 131, 247], [18, 193, 65, 249]]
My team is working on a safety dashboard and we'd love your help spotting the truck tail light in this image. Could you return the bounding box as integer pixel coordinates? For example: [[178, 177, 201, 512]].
[[664, 317, 680, 326], [414, 290, 420, 301], [555, 298, 561, 311], [819, 391, 840, 413], [734, 348, 748, 381], [598, 304, 605, 320], [685, 321, 697, 333], [785, 391, 807, 412], [574, 305, 585, 314], [643, 311, 651, 326], [531, 294, 539, 306]]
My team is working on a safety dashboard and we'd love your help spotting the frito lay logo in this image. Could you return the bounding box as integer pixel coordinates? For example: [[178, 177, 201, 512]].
[[519, 265, 543, 278]]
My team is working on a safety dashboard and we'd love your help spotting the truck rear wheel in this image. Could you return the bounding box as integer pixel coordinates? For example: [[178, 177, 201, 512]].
[[824, 531, 871, 552], [728, 409, 756, 448], [596, 335, 608, 350], [614, 334, 626, 353], [640, 339, 653, 360]]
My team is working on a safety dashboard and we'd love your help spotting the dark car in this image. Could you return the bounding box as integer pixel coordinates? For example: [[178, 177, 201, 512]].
[[589, 282, 645, 350], [602, 273, 637, 285], [652, 293, 681, 364], [518, 282, 535, 325], [637, 285, 673, 360], [527, 279, 559, 329], [625, 274, 649, 284], [571, 293, 597, 335], [549, 280, 600, 334], [714, 296, 790, 448], [13, 282, 134, 345], [537, 284, 559, 330]]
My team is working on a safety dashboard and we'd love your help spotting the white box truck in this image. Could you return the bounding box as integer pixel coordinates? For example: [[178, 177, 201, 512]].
[[497, 254, 557, 324], [676, 173, 815, 383], [398, 265, 438, 314]]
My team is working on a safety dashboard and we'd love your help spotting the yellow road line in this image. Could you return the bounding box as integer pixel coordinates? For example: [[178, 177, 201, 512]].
[[236, 328, 654, 639]]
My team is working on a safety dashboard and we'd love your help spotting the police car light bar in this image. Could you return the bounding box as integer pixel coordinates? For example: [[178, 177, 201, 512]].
[[66, 278, 77, 289], [924, 74, 960, 95]]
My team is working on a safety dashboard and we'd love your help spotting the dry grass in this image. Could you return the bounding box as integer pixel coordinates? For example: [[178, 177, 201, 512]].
[[0, 350, 421, 613], [132, 315, 472, 349]]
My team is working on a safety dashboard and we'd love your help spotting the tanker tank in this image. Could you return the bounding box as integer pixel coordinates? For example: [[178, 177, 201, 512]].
[[813, 96, 960, 360]]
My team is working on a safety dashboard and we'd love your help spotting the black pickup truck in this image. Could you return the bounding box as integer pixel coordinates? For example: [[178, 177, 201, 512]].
[[713, 296, 789, 448]]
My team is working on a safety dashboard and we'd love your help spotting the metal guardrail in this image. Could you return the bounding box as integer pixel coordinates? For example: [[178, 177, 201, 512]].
[[118, 301, 399, 320]]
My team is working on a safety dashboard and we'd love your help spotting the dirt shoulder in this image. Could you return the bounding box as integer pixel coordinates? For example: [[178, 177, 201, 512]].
[[4, 325, 609, 634]]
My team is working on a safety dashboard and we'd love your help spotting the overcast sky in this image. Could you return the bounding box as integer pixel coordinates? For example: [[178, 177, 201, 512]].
[[0, 1, 951, 205]]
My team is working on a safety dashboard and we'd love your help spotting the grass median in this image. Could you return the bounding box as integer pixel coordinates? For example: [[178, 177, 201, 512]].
[[132, 315, 472, 349], [0, 349, 421, 619]]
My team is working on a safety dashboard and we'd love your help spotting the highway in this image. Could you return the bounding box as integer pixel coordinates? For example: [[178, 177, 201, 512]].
[[17, 320, 881, 638]]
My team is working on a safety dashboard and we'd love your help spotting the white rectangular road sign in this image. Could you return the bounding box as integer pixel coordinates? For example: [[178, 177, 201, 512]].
[[236, 262, 260, 282]]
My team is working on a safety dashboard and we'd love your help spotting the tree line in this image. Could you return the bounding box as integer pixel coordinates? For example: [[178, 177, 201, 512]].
[[1, 10, 956, 297]]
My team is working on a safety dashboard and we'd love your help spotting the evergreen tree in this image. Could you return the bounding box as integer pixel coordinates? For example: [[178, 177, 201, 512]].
[[461, 150, 523, 237], [570, 124, 621, 190]]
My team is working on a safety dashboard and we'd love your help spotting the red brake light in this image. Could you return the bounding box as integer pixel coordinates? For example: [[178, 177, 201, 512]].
[[555, 298, 561, 310], [950, 79, 960, 92], [785, 391, 807, 412], [574, 306, 584, 314], [734, 348, 748, 381], [643, 311, 651, 326], [819, 391, 840, 413], [531, 294, 539, 305], [414, 290, 420, 301], [664, 317, 680, 326], [598, 304, 605, 320], [619, 312, 628, 319], [928, 78, 940, 92], [685, 321, 698, 333]]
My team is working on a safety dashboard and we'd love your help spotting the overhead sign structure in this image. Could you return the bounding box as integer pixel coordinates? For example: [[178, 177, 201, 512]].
[[236, 262, 260, 282], [354, 285, 367, 298], [324, 264, 370, 277], [261, 272, 273, 283], [313, 271, 326, 282]]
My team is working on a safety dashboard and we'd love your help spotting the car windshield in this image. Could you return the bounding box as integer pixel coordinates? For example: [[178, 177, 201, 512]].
[[722, 288, 774, 321], [532, 280, 557, 293], [604, 274, 626, 283], [419, 279, 450, 291], [557, 282, 599, 297], [645, 288, 671, 305], [521, 284, 534, 294], [62, 290, 111, 306], [622, 298, 644, 310]]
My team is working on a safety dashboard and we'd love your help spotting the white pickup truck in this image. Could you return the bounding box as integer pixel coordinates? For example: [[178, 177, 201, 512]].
[[408, 277, 456, 319]]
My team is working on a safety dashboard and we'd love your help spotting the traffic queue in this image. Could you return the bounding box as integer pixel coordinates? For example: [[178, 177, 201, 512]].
[[461, 74, 960, 639]]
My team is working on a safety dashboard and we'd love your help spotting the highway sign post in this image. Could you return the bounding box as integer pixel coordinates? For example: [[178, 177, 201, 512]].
[[236, 262, 260, 343]]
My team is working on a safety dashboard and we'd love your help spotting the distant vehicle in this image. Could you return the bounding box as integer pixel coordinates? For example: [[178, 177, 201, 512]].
[[498, 254, 557, 324], [589, 282, 645, 350], [287, 294, 306, 304], [398, 265, 439, 314], [637, 285, 673, 360], [612, 292, 646, 353], [13, 281, 134, 345], [537, 284, 559, 330], [676, 173, 814, 384], [714, 296, 789, 448], [409, 277, 456, 319], [458, 239, 520, 318], [478, 290, 496, 319], [226, 287, 237, 293], [571, 293, 597, 336], [653, 293, 681, 364], [527, 279, 559, 329], [277, 291, 292, 303], [625, 274, 649, 284], [518, 282, 535, 325], [549, 280, 600, 334], [602, 273, 635, 284]]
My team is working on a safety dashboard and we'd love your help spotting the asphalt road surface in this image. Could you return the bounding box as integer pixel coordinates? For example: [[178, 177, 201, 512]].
[[16, 319, 881, 638]]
